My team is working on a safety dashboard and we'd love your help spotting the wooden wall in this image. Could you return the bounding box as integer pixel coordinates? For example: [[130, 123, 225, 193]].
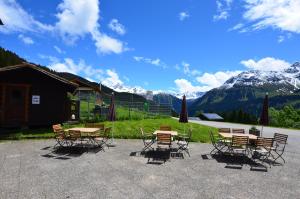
[[0, 67, 75, 127]]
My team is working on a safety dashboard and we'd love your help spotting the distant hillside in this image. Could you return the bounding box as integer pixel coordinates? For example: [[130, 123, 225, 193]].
[[153, 93, 182, 113]]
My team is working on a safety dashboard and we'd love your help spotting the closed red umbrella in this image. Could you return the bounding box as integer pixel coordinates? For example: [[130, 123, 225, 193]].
[[179, 95, 188, 123], [259, 93, 269, 136]]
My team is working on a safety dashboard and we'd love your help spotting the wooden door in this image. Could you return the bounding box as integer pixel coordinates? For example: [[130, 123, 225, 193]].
[[4, 85, 29, 126]]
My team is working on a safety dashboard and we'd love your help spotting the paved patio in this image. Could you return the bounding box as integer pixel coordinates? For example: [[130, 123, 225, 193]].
[[0, 139, 299, 199]]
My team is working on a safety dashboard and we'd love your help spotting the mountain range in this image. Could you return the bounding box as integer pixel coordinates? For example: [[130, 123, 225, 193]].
[[189, 62, 300, 116], [1, 47, 299, 116]]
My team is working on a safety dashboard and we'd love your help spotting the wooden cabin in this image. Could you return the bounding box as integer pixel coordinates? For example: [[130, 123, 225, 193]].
[[0, 63, 78, 128]]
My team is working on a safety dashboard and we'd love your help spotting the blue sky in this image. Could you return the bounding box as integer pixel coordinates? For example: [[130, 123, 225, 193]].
[[1, 0, 300, 98]]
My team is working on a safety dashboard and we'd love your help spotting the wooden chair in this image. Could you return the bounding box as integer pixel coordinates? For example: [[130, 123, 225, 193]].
[[218, 128, 230, 133], [251, 137, 274, 167], [52, 124, 70, 147], [160, 125, 171, 131], [270, 133, 288, 164], [157, 133, 172, 149], [140, 128, 155, 152], [232, 128, 245, 134], [210, 131, 226, 155], [68, 130, 82, 146], [229, 135, 249, 156], [177, 129, 192, 157], [94, 127, 111, 150]]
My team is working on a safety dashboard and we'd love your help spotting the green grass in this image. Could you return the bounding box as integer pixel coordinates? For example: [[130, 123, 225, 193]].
[[0, 118, 217, 143]]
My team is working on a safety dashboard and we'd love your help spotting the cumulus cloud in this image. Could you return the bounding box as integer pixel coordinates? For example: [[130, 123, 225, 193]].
[[18, 34, 34, 45], [0, 0, 52, 33], [240, 57, 291, 71], [0, 0, 127, 55], [179, 12, 190, 21], [133, 56, 166, 68], [48, 57, 104, 81], [196, 70, 241, 90], [243, 0, 300, 33], [55, 0, 127, 54], [108, 19, 126, 35], [174, 79, 208, 97]]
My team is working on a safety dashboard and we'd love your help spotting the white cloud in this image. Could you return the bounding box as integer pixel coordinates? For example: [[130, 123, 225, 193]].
[[133, 56, 166, 68], [55, 0, 127, 54], [18, 34, 34, 45], [102, 69, 123, 88], [213, 0, 232, 21], [196, 70, 241, 90], [182, 61, 201, 76], [241, 57, 291, 71], [0, 0, 128, 55], [55, 0, 99, 43], [179, 12, 190, 21], [92, 32, 126, 54], [54, 46, 65, 54], [243, 0, 300, 33], [228, 23, 244, 31], [108, 19, 126, 35], [174, 79, 208, 97], [48, 57, 104, 81], [0, 0, 52, 33]]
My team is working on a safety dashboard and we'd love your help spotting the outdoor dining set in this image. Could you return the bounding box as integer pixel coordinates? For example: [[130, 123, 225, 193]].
[[210, 128, 288, 168], [140, 125, 192, 157], [52, 123, 111, 150]]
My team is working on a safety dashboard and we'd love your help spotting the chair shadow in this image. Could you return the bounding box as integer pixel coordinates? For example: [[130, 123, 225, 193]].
[[202, 153, 268, 172], [130, 148, 184, 165], [41, 145, 103, 160]]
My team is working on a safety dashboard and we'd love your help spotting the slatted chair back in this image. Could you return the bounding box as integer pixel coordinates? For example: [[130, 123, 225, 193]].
[[52, 124, 63, 133], [232, 135, 249, 146], [256, 137, 274, 148], [157, 133, 172, 146], [69, 130, 81, 140], [218, 128, 230, 133], [274, 133, 288, 144], [159, 125, 171, 131], [232, 128, 245, 134]]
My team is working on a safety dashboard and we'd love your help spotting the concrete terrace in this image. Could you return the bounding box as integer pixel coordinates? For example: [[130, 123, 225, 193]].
[[0, 138, 299, 199]]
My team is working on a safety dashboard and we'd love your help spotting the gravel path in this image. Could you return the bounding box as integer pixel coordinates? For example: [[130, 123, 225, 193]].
[[0, 138, 299, 199]]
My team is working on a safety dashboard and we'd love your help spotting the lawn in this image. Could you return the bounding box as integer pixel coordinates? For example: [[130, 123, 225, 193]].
[[0, 118, 217, 143]]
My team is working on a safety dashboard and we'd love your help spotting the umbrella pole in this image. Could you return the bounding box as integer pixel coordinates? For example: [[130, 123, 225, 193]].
[[261, 125, 264, 137], [109, 121, 116, 147]]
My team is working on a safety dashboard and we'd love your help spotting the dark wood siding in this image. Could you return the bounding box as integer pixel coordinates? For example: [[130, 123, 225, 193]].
[[0, 67, 75, 127]]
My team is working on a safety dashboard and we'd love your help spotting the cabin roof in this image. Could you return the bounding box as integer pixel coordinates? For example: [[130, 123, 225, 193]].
[[0, 62, 78, 88], [201, 113, 223, 120]]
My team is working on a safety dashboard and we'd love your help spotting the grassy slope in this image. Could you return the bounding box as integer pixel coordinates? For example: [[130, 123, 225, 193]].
[[0, 118, 217, 143]]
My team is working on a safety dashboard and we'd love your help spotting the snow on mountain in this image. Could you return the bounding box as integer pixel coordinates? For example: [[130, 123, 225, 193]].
[[221, 62, 300, 90]]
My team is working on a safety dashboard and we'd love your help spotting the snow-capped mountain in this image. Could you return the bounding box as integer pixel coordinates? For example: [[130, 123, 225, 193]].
[[188, 62, 300, 116], [221, 62, 300, 91]]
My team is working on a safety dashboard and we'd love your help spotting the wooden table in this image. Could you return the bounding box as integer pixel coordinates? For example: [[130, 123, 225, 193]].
[[219, 133, 257, 140], [66, 127, 100, 134], [153, 130, 178, 136]]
